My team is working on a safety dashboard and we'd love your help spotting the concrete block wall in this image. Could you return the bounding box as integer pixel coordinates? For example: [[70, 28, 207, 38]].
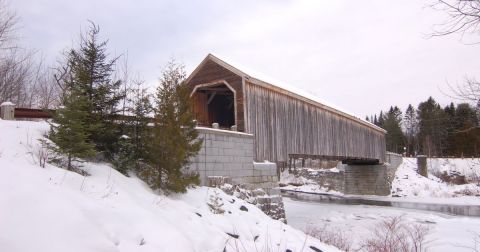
[[344, 164, 390, 196], [189, 127, 278, 189]]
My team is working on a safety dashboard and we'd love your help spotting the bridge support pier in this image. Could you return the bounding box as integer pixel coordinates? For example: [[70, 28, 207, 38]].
[[344, 164, 390, 196]]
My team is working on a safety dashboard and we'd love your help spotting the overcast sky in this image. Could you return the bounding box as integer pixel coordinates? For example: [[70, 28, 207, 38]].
[[10, 0, 480, 118]]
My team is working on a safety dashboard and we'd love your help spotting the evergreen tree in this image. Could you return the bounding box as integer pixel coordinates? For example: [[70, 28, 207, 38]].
[[142, 62, 202, 193], [382, 106, 405, 153], [60, 22, 125, 160], [48, 88, 96, 170], [417, 97, 448, 157], [453, 103, 479, 157], [129, 83, 153, 169], [404, 104, 418, 156], [443, 103, 457, 156], [112, 135, 134, 174], [378, 111, 385, 127], [114, 81, 153, 174]]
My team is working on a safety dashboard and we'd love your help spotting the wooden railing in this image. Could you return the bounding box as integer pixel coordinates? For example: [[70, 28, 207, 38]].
[[14, 108, 55, 119]]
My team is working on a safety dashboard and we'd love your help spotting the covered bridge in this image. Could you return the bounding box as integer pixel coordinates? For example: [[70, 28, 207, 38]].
[[186, 54, 386, 165]]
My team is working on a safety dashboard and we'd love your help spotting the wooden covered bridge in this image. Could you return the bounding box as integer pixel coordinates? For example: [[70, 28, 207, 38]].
[[186, 54, 387, 166]]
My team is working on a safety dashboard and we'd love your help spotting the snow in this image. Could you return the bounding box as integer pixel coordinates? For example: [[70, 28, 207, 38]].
[[0, 120, 338, 252], [0, 101, 15, 106], [253, 161, 277, 169], [391, 158, 480, 204], [280, 170, 343, 196], [284, 197, 480, 252]]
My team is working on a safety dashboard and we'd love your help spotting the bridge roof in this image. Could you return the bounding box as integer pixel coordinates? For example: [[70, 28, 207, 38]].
[[187, 53, 386, 134]]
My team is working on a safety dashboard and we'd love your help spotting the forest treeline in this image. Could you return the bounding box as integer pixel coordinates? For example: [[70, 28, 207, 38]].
[[367, 97, 480, 158]]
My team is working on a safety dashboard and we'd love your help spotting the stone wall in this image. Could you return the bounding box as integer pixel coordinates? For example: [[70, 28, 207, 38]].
[[189, 127, 278, 188], [385, 152, 403, 184], [295, 168, 345, 192]]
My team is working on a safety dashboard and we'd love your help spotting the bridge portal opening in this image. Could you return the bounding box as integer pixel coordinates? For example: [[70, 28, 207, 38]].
[[191, 83, 236, 129]]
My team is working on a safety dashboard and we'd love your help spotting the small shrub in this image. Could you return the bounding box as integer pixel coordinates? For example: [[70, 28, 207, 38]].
[[207, 190, 225, 214], [307, 224, 353, 251], [360, 216, 431, 252]]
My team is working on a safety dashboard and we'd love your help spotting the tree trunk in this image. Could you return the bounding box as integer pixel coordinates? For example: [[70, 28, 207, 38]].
[[67, 154, 72, 171]]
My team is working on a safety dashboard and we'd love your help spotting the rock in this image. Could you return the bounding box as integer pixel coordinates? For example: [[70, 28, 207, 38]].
[[254, 235, 259, 241], [309, 246, 322, 252], [226, 232, 239, 239], [240, 205, 248, 211]]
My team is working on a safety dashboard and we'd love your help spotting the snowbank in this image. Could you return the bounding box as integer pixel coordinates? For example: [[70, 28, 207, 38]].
[[391, 158, 480, 205], [0, 120, 338, 252]]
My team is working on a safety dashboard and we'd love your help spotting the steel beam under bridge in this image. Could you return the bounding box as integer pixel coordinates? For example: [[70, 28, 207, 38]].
[[287, 153, 380, 170]]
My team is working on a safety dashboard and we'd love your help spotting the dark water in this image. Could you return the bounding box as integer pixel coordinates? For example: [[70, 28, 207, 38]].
[[281, 189, 480, 217]]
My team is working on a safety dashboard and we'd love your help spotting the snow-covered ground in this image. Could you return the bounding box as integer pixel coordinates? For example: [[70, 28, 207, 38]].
[[284, 197, 480, 252], [0, 119, 338, 252], [391, 158, 480, 205]]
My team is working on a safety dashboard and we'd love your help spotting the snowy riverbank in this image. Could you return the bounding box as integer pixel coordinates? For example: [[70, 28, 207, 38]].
[[280, 157, 480, 206]]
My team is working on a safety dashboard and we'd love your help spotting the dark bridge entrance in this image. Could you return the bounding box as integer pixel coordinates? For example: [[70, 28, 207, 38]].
[[190, 82, 236, 129]]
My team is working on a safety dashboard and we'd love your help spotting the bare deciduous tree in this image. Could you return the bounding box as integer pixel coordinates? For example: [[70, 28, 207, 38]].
[[0, 0, 17, 50], [431, 1, 480, 126], [0, 1, 60, 108], [430, 0, 480, 38]]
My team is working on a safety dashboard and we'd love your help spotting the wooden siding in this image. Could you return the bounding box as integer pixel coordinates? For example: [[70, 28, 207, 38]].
[[187, 59, 245, 131], [244, 81, 386, 163], [191, 92, 209, 126]]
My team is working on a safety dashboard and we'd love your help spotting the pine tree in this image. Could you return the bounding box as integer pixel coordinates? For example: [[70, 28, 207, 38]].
[[404, 104, 418, 156], [443, 103, 456, 156], [112, 135, 135, 174], [48, 88, 96, 170], [453, 103, 479, 157], [114, 81, 153, 174], [382, 106, 405, 153], [417, 97, 448, 157], [378, 111, 385, 127], [60, 22, 125, 160], [142, 62, 202, 193]]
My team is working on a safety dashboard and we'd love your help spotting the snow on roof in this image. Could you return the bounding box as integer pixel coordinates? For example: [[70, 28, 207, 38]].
[[200, 53, 385, 133]]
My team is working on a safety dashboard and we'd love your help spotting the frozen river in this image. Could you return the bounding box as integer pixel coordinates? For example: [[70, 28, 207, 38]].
[[283, 196, 480, 251]]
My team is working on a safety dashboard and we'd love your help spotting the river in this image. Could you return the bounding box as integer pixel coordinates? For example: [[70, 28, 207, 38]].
[[283, 193, 480, 252]]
